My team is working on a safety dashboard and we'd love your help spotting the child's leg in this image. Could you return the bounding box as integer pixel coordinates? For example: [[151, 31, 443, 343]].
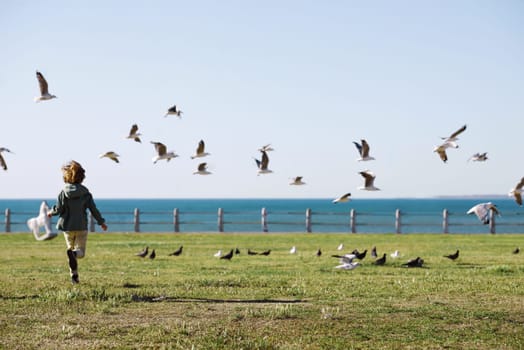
[[63, 231, 79, 283], [72, 230, 88, 259]]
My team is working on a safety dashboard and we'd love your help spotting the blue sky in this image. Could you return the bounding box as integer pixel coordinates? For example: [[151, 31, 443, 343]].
[[1, 1, 523, 199]]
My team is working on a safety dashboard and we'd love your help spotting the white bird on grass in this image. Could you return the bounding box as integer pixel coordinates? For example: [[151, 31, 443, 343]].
[[467, 202, 500, 224], [191, 140, 210, 159], [353, 139, 375, 161], [0, 147, 14, 171], [151, 142, 178, 163], [214, 250, 222, 257], [289, 246, 297, 254], [99, 151, 120, 163], [34, 71, 57, 102], [509, 177, 524, 206], [337, 243, 344, 251], [358, 170, 380, 191], [193, 162, 212, 175], [334, 254, 361, 270], [332, 193, 351, 203], [390, 250, 400, 258], [126, 124, 141, 143]]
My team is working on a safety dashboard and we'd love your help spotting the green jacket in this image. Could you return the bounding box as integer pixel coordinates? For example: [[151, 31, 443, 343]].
[[49, 183, 105, 231]]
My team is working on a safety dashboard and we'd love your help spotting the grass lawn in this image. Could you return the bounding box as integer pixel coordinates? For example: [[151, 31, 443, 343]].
[[0, 232, 523, 349]]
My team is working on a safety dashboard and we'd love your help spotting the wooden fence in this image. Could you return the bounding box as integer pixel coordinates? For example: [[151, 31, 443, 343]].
[[2, 207, 510, 234]]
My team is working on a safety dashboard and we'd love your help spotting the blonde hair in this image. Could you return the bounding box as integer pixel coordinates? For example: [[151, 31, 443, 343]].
[[62, 160, 85, 184]]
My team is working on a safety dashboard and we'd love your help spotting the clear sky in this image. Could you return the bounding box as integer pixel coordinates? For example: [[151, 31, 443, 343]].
[[1, 1, 523, 199]]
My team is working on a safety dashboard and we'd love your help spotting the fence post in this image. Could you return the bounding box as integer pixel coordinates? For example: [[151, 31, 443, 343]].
[[5, 208, 10, 233], [442, 209, 449, 234], [395, 209, 401, 234], [305, 208, 312, 233], [489, 209, 496, 234], [89, 213, 95, 232], [218, 208, 224, 232], [261, 207, 268, 232], [350, 209, 356, 233], [134, 208, 140, 233], [173, 208, 179, 232]]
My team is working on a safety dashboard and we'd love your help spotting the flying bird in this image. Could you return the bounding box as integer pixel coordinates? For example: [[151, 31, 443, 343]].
[[191, 140, 210, 159], [353, 139, 375, 161], [34, 71, 57, 102], [468, 152, 488, 162], [258, 144, 274, 152], [433, 143, 451, 163], [126, 124, 141, 143], [136, 246, 149, 258], [168, 246, 183, 256], [467, 202, 500, 224], [333, 193, 351, 204], [290, 176, 306, 185], [151, 142, 178, 163], [333, 253, 360, 269], [149, 249, 156, 260], [441, 124, 467, 145], [373, 253, 387, 266], [402, 257, 424, 268], [220, 249, 234, 260], [193, 162, 212, 175], [255, 150, 272, 175], [358, 171, 380, 191], [0, 148, 13, 171], [99, 151, 120, 163], [443, 250, 459, 260], [165, 104, 183, 118], [508, 177, 524, 206]]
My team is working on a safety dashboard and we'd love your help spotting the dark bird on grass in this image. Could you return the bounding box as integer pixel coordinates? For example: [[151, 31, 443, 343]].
[[168, 246, 183, 256], [136, 246, 149, 257], [443, 250, 459, 260], [371, 246, 377, 258], [512, 247, 520, 254], [402, 257, 424, 268], [374, 253, 386, 266], [235, 248, 241, 255], [149, 249, 156, 259], [260, 250, 271, 256], [248, 249, 258, 255], [220, 249, 234, 260], [316, 248, 322, 257], [352, 249, 367, 260]]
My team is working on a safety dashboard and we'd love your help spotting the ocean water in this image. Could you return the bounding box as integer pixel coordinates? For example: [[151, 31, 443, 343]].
[[1, 198, 523, 234]]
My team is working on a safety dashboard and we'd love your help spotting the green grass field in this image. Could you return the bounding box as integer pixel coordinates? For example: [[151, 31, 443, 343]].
[[0, 232, 523, 349]]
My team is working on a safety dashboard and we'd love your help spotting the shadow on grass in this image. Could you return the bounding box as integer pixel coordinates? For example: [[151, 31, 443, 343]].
[[130, 294, 307, 304]]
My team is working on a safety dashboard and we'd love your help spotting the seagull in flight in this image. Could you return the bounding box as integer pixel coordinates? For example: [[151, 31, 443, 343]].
[[433, 125, 467, 162], [151, 142, 178, 163], [332, 193, 351, 204], [191, 140, 210, 159], [255, 150, 272, 175], [358, 170, 380, 191], [99, 151, 120, 163], [467, 202, 500, 224], [126, 124, 141, 143], [441, 124, 467, 146], [34, 71, 57, 102], [165, 104, 183, 118], [0, 148, 13, 171], [353, 139, 375, 161], [290, 176, 306, 185], [333, 254, 361, 270], [508, 177, 524, 206], [193, 162, 212, 175], [468, 152, 488, 162], [258, 144, 274, 152]]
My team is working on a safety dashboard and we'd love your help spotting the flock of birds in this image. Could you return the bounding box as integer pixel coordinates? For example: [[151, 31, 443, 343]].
[[134, 243, 520, 270], [1, 71, 523, 216]]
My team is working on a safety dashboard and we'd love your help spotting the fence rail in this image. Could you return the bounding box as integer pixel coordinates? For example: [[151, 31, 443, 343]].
[[3, 207, 524, 234]]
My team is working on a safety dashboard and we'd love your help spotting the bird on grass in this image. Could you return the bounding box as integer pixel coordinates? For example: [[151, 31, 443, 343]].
[[220, 249, 234, 260], [332, 193, 351, 204], [34, 71, 57, 102], [165, 104, 183, 118], [337, 243, 344, 251], [248, 249, 258, 255], [358, 170, 380, 191], [316, 248, 322, 257], [443, 250, 459, 260], [467, 202, 500, 224], [0, 148, 14, 171], [214, 250, 222, 257], [371, 246, 377, 258], [332, 254, 360, 270], [235, 248, 241, 255], [352, 249, 367, 260], [513, 247, 520, 254], [151, 142, 178, 163], [191, 140, 210, 159], [149, 249, 156, 260], [353, 139, 375, 161], [374, 253, 386, 266], [260, 250, 271, 256], [390, 250, 400, 258], [289, 246, 297, 254], [335, 261, 361, 270], [168, 246, 183, 256], [99, 151, 120, 163], [136, 247, 149, 257], [126, 124, 141, 143], [402, 257, 424, 268], [509, 177, 524, 206]]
